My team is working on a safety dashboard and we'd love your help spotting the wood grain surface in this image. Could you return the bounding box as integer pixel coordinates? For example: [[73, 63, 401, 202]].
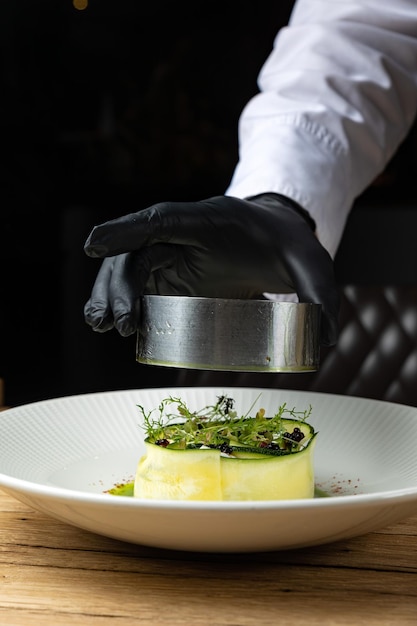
[[1, 490, 417, 625]]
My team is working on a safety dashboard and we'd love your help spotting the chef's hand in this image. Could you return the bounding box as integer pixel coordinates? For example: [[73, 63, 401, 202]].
[[83, 194, 339, 345]]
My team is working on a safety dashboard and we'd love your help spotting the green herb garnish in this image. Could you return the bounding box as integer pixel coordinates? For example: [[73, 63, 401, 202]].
[[137, 394, 313, 453]]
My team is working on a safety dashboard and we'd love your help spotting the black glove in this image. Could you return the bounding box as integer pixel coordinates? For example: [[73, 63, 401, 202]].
[[84, 194, 339, 345]]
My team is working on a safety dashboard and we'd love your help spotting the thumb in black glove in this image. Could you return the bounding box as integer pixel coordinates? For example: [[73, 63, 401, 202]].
[[84, 194, 339, 345]]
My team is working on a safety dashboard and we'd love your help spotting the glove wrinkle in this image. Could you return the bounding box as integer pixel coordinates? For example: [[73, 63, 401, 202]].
[[246, 193, 317, 231]]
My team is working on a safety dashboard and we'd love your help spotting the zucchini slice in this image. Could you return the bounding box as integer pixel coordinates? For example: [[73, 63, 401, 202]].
[[220, 438, 316, 500], [134, 434, 316, 501]]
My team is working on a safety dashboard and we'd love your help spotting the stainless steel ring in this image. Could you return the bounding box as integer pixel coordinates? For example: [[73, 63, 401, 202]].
[[136, 295, 321, 372]]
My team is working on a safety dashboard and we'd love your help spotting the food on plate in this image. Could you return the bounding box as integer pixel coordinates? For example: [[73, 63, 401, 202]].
[[134, 395, 317, 501]]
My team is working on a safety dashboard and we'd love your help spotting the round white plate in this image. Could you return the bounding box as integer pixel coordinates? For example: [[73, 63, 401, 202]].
[[1, 387, 417, 553]]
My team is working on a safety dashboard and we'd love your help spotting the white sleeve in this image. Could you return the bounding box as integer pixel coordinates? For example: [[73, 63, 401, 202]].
[[225, 0, 417, 257]]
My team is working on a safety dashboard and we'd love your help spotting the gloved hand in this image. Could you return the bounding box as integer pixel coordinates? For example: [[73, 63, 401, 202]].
[[84, 194, 339, 345]]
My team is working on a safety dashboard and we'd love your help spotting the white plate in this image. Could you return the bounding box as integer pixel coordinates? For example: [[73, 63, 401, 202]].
[[1, 387, 417, 553]]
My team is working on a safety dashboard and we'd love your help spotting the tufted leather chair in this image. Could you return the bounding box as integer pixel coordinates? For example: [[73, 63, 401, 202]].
[[174, 285, 417, 407]]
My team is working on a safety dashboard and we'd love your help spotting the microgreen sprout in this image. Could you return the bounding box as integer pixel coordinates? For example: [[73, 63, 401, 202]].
[[137, 395, 313, 453]]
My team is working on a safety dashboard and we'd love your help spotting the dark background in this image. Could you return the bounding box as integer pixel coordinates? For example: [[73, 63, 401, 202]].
[[1, 0, 417, 407]]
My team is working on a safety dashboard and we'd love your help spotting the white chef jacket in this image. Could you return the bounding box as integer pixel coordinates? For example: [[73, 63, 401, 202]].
[[226, 0, 417, 259]]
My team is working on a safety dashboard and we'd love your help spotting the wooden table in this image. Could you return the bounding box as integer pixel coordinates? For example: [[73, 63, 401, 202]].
[[1, 490, 417, 625]]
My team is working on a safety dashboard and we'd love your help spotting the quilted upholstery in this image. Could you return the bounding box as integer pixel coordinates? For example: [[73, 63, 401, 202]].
[[174, 286, 417, 407]]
